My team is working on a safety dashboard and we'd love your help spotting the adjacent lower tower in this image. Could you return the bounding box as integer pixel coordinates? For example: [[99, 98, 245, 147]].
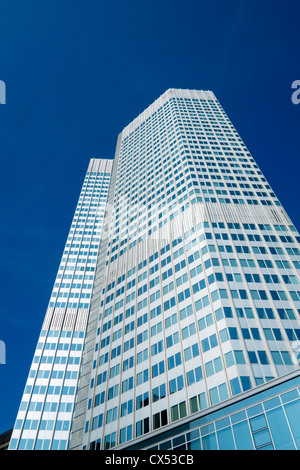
[[9, 158, 113, 450]]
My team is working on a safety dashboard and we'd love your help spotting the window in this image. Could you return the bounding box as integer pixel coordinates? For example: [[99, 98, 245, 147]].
[[166, 332, 179, 348], [121, 399, 133, 417], [136, 392, 149, 410], [258, 350, 269, 364], [168, 352, 182, 369], [137, 330, 148, 345], [152, 361, 165, 377], [152, 383, 166, 402], [205, 356, 223, 376], [136, 368, 149, 385], [234, 350, 246, 364], [171, 402, 187, 422], [169, 375, 184, 394], [120, 425, 132, 444], [151, 340, 164, 356], [186, 366, 203, 385], [104, 432, 116, 450], [184, 342, 200, 361], [209, 383, 228, 405], [136, 417, 149, 437], [151, 321, 163, 337], [122, 376, 133, 393], [164, 297, 176, 311], [182, 322, 196, 340], [271, 350, 293, 365], [108, 384, 119, 400], [180, 304, 193, 320], [106, 406, 118, 424], [165, 312, 178, 328], [201, 333, 218, 352], [178, 288, 191, 302], [153, 409, 168, 429]]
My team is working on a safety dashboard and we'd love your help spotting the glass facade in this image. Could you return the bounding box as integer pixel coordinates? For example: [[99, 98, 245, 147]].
[[9, 89, 300, 451], [121, 372, 300, 450]]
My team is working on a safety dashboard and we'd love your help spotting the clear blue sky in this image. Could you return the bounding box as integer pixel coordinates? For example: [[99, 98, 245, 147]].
[[0, 0, 299, 434]]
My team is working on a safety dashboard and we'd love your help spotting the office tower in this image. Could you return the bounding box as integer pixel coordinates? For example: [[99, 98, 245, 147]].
[[10, 89, 300, 451], [69, 88, 300, 451], [9, 158, 113, 450]]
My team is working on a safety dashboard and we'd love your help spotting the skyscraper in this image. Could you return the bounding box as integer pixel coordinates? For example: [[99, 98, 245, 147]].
[[10, 89, 300, 451], [9, 158, 113, 450]]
